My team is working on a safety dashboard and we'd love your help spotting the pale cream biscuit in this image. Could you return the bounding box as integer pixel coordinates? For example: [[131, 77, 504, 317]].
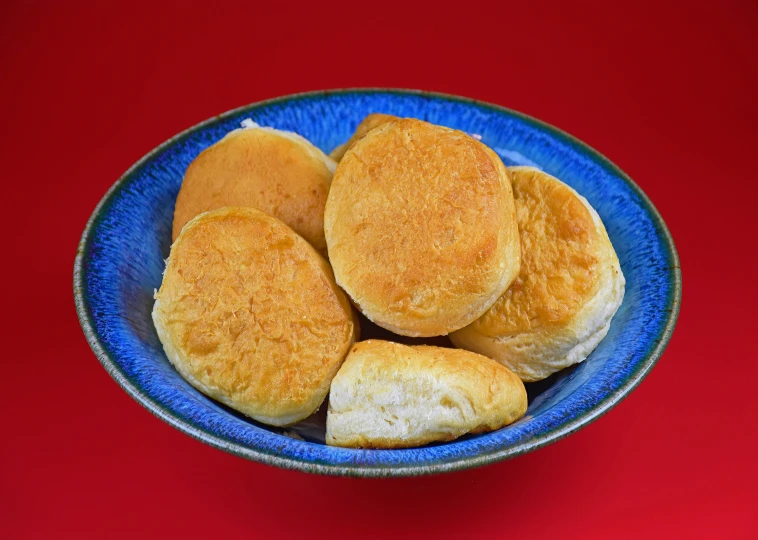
[[326, 340, 527, 448]]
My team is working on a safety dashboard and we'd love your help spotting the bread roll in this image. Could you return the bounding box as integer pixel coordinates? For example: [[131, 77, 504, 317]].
[[450, 166, 625, 382], [324, 118, 520, 337], [326, 340, 527, 448], [172, 123, 336, 253], [153, 207, 358, 426], [329, 113, 398, 161]]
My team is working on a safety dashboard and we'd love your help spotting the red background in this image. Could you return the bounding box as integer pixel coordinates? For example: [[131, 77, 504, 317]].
[[2, 1, 756, 538]]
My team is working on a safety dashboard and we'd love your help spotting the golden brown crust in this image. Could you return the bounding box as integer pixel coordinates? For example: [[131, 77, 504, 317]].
[[153, 207, 358, 426], [324, 118, 520, 337], [325, 340, 527, 449], [474, 166, 603, 335], [172, 127, 335, 253], [450, 166, 625, 382], [329, 113, 398, 161]]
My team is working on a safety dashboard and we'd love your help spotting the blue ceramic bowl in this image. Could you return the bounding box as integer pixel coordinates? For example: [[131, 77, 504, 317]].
[[74, 89, 680, 476]]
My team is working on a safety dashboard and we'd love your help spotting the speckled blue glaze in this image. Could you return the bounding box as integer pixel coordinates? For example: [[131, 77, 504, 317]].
[[74, 89, 680, 476]]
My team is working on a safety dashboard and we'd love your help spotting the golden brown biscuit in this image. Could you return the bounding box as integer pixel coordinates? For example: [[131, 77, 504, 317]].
[[324, 118, 521, 337], [153, 207, 358, 426], [450, 166, 625, 382], [329, 113, 398, 161], [326, 340, 527, 449], [172, 124, 336, 253]]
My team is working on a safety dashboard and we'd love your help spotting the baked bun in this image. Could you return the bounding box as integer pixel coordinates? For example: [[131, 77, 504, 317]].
[[153, 207, 358, 426], [450, 166, 625, 382], [172, 123, 336, 253], [325, 340, 527, 448], [324, 118, 520, 337], [329, 113, 398, 161]]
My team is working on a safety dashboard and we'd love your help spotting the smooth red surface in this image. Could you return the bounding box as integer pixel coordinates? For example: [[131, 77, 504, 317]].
[[2, 1, 756, 538]]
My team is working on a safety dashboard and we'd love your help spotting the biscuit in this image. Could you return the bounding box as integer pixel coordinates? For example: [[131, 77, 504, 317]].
[[172, 123, 336, 253], [324, 118, 520, 337], [153, 207, 358, 426], [450, 166, 625, 382], [329, 113, 398, 161], [325, 340, 527, 448]]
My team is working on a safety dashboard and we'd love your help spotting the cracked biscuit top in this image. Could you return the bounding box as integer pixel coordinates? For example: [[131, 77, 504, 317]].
[[153, 207, 358, 427]]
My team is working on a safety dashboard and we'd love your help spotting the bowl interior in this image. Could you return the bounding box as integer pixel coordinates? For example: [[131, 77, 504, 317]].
[[76, 90, 679, 476]]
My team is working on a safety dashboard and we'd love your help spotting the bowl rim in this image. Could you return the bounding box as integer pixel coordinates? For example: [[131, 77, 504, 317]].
[[73, 88, 681, 477]]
